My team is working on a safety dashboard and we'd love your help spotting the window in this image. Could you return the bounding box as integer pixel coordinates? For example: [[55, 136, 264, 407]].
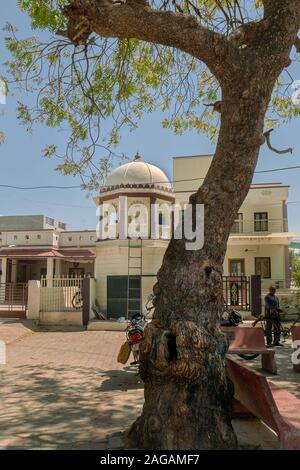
[[231, 213, 243, 234], [255, 257, 271, 279], [229, 259, 245, 276], [37, 234, 41, 240], [14, 235, 18, 241], [58, 222, 66, 230], [180, 209, 185, 223], [90, 236, 95, 241], [68, 237, 72, 242], [25, 235, 29, 240], [254, 212, 268, 232], [159, 213, 164, 225]]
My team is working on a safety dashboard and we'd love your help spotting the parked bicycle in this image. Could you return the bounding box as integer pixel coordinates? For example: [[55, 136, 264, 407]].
[[252, 304, 300, 343], [72, 290, 83, 310]]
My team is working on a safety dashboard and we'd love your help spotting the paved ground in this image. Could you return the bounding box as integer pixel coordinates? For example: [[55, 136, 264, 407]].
[[0, 319, 298, 450]]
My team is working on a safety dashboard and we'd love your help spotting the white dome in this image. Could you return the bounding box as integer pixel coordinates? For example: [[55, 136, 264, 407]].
[[106, 153, 171, 189]]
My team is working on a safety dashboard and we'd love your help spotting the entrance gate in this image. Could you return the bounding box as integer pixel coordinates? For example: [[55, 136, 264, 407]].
[[223, 275, 262, 315], [0, 283, 28, 318]]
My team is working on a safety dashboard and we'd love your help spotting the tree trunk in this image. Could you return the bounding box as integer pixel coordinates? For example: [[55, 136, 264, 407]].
[[126, 84, 272, 450], [58, 0, 299, 451]]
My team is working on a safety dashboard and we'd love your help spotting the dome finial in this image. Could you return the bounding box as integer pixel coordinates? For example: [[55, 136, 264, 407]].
[[134, 151, 142, 161]]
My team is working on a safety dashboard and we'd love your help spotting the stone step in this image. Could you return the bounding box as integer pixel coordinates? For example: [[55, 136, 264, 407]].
[[87, 319, 129, 331]]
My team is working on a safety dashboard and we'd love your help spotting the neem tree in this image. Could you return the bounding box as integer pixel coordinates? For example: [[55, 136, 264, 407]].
[[4, 0, 300, 449]]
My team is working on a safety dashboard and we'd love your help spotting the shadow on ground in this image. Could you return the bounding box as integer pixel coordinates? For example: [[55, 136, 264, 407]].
[[0, 363, 143, 450], [237, 340, 300, 399]]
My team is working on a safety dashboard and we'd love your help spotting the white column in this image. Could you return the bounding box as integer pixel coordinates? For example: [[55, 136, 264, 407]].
[[55, 259, 62, 277], [150, 198, 159, 240], [118, 195, 128, 240], [0, 258, 7, 284], [46, 258, 54, 287], [27, 280, 41, 320], [11, 260, 18, 283], [0, 258, 7, 303]]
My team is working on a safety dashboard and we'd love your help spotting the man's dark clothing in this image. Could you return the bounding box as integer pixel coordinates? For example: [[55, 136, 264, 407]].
[[264, 293, 281, 346]]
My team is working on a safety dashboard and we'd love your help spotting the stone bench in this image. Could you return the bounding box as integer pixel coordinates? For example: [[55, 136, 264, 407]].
[[221, 326, 277, 374], [226, 356, 300, 450]]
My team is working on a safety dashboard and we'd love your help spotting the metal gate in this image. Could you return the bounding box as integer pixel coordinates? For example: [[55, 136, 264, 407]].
[[0, 283, 28, 318], [223, 276, 250, 311], [223, 275, 262, 314], [40, 277, 83, 312]]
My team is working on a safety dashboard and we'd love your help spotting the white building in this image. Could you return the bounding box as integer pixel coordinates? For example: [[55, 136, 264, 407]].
[[0, 152, 298, 322], [173, 155, 294, 290], [0, 215, 95, 285], [91, 154, 297, 319], [93, 152, 175, 319]]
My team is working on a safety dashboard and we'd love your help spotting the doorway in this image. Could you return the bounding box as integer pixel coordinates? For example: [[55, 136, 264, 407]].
[[107, 276, 141, 319], [229, 259, 245, 276], [69, 267, 85, 278]]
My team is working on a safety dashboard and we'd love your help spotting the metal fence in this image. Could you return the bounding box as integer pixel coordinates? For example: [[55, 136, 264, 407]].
[[40, 277, 83, 312], [223, 276, 250, 311], [0, 283, 28, 317], [230, 218, 288, 235]]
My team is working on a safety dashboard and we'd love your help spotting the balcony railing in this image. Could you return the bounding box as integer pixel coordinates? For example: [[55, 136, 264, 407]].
[[230, 218, 288, 235]]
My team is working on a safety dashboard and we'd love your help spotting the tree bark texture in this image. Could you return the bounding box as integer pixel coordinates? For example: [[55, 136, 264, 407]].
[[62, 0, 300, 450], [126, 88, 270, 450]]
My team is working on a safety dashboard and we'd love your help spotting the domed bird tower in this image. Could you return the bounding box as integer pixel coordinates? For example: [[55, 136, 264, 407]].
[[93, 153, 175, 320]]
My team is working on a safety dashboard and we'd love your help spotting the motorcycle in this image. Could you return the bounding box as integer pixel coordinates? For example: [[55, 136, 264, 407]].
[[126, 313, 148, 364], [220, 307, 243, 327], [117, 295, 154, 365]]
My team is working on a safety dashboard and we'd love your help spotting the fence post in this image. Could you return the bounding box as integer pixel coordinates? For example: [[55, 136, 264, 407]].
[[250, 275, 262, 317], [27, 280, 41, 320], [82, 277, 90, 326]]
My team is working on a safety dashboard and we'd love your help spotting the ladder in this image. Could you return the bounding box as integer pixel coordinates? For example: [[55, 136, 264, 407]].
[[127, 238, 143, 319]]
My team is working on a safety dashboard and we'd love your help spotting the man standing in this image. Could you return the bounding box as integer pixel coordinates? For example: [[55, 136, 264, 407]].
[[265, 286, 282, 347]]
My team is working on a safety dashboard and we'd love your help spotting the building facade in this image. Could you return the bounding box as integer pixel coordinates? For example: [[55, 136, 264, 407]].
[[93, 152, 174, 319], [173, 155, 293, 289], [0, 215, 95, 285], [0, 153, 297, 321]]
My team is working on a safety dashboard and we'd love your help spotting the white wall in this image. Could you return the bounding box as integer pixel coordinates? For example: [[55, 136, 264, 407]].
[[173, 155, 289, 234], [0, 230, 58, 247], [224, 244, 286, 287], [94, 240, 168, 312]]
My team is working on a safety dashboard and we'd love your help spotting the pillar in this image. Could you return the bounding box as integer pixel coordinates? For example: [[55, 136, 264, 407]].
[[27, 280, 41, 320], [11, 259, 18, 283], [55, 259, 62, 277], [0, 258, 7, 284], [0, 258, 7, 303], [118, 195, 128, 240], [46, 257, 54, 287], [150, 195, 158, 240]]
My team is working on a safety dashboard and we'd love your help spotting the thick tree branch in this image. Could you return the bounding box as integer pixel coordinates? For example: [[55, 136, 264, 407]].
[[59, 0, 240, 84]]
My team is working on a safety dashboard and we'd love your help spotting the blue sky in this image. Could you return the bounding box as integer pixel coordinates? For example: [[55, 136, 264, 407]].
[[0, 0, 300, 231]]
